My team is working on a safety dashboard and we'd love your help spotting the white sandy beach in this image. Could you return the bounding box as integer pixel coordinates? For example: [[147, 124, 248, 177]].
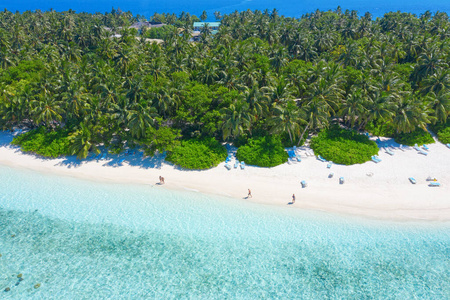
[[1, 131, 449, 221]]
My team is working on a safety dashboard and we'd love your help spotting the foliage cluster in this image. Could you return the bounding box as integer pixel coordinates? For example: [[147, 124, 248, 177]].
[[11, 128, 71, 158], [143, 25, 177, 40], [165, 138, 226, 169], [139, 126, 182, 156], [365, 121, 395, 137], [393, 128, 435, 146], [0, 60, 44, 84], [430, 120, 450, 144], [310, 127, 379, 165], [236, 136, 288, 167]]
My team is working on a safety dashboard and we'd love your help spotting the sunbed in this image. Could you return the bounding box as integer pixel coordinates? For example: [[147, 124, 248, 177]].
[[118, 158, 125, 165], [327, 161, 332, 168], [234, 160, 239, 168], [429, 182, 441, 187], [96, 153, 102, 160], [328, 172, 334, 178], [422, 144, 430, 151], [371, 155, 381, 163], [446, 144, 450, 149], [100, 153, 107, 160], [317, 155, 327, 162], [385, 148, 394, 156], [301, 180, 307, 188], [418, 149, 428, 155], [287, 150, 296, 158], [414, 144, 428, 155], [399, 144, 406, 151], [240, 161, 245, 170], [408, 177, 416, 184], [225, 163, 231, 170], [339, 177, 345, 184]]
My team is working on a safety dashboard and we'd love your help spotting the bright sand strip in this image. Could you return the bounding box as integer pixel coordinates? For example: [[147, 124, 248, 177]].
[[1, 131, 449, 221]]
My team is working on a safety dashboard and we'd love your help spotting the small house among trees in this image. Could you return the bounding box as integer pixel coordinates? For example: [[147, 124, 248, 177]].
[[193, 22, 220, 33]]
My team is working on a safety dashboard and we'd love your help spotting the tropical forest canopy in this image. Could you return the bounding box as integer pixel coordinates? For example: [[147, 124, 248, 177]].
[[1, 8, 450, 162]]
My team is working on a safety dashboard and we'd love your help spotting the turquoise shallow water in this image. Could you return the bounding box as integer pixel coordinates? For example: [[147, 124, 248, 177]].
[[1, 165, 450, 298]]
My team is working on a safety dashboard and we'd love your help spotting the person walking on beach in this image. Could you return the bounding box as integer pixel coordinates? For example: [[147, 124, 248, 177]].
[[292, 194, 296, 204], [161, 177, 165, 184], [159, 176, 162, 184], [248, 189, 252, 198]]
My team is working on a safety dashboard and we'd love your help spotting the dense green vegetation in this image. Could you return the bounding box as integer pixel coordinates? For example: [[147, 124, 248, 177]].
[[143, 25, 177, 40], [430, 120, 450, 144], [1, 8, 450, 167], [310, 127, 379, 165], [166, 138, 227, 169], [236, 136, 288, 167], [393, 128, 435, 146], [11, 128, 71, 158], [365, 120, 435, 146]]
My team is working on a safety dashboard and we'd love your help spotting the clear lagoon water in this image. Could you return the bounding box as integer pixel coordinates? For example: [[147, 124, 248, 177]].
[[1, 0, 450, 19], [1, 164, 450, 298]]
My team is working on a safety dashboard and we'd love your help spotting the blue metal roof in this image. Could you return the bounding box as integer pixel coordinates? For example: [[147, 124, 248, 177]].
[[193, 22, 221, 27]]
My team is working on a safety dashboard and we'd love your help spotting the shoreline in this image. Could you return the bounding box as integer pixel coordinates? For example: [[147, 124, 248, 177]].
[[1, 131, 450, 222]]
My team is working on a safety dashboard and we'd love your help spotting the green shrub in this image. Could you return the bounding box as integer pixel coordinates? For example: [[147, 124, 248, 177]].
[[166, 138, 226, 170], [436, 127, 450, 144], [365, 121, 395, 137], [236, 136, 288, 168], [310, 127, 379, 165], [12, 127, 71, 158], [393, 128, 435, 146], [430, 120, 450, 144]]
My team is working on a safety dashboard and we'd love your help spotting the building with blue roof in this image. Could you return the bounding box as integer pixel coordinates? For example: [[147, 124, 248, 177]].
[[193, 22, 221, 33]]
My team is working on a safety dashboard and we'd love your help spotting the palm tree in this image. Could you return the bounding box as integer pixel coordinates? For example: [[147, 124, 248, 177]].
[[339, 90, 368, 128], [420, 70, 450, 95], [220, 101, 252, 140], [214, 11, 222, 21], [412, 49, 447, 84], [391, 94, 432, 133], [270, 100, 306, 144], [31, 94, 64, 127], [127, 103, 155, 139], [429, 90, 450, 124], [69, 122, 100, 159], [200, 11, 207, 21]]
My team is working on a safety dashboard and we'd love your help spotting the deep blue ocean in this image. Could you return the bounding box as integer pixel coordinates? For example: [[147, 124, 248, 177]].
[[2, 0, 450, 18]]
